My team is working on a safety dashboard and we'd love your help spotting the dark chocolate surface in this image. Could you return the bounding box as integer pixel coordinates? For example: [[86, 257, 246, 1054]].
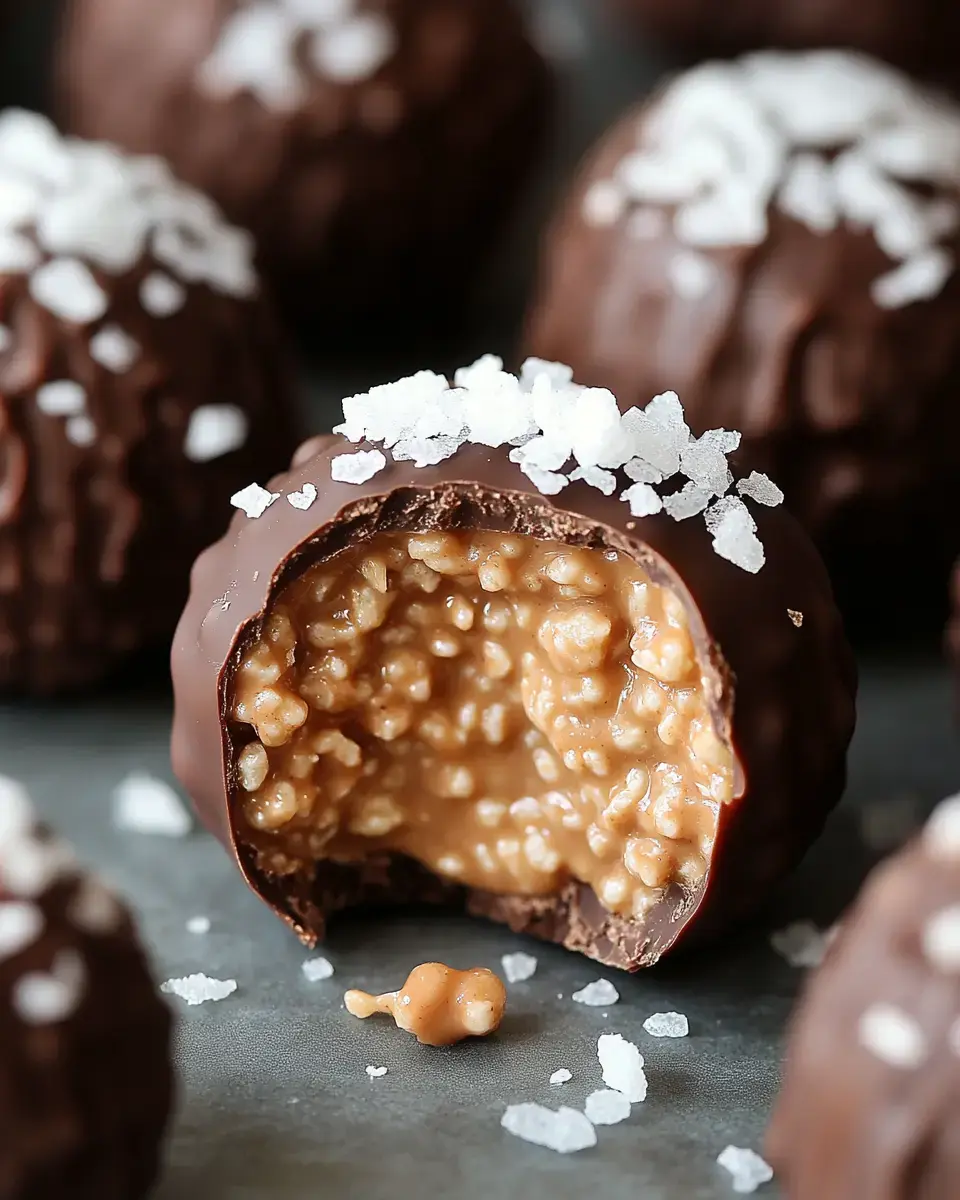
[[57, 0, 552, 335], [171, 436, 855, 968]]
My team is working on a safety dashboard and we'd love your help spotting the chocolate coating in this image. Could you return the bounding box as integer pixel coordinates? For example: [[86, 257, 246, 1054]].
[[526, 96, 960, 571], [0, 808, 173, 1197], [58, 0, 551, 332], [767, 823, 960, 1198], [171, 430, 855, 969], [607, 0, 960, 87]]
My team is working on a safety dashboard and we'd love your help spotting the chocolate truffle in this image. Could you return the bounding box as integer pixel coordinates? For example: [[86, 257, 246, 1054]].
[[525, 52, 960, 570], [0, 109, 296, 694], [57, 0, 551, 332], [767, 794, 960, 1198], [0, 775, 173, 1198], [171, 357, 856, 970], [607, 0, 960, 89]]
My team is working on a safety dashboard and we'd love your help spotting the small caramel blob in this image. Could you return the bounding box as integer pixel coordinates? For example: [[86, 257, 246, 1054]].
[[344, 962, 507, 1047]]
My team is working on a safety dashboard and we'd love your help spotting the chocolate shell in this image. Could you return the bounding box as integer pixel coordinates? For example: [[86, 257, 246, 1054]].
[[767, 799, 960, 1198], [171, 420, 855, 969], [57, 0, 552, 333], [524, 54, 960, 583], [0, 111, 297, 694], [0, 778, 173, 1199]]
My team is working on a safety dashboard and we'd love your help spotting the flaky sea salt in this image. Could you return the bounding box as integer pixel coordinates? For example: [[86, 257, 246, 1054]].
[[643, 1011, 689, 1038], [140, 271, 187, 317], [597, 1034, 648, 1102], [287, 483, 318, 510], [36, 380, 85, 417], [501, 952, 537, 983], [858, 1002, 928, 1069], [921, 906, 960, 974], [331, 449, 387, 484], [302, 956, 334, 982], [572, 979, 619, 1007], [29, 257, 108, 324], [161, 973, 237, 1005], [736, 471, 785, 507], [549, 1068, 572, 1085], [501, 1104, 597, 1154], [0, 901, 43, 961], [312, 13, 396, 83], [231, 482, 280, 519], [584, 1089, 632, 1126], [770, 921, 833, 969], [66, 415, 96, 447], [185, 404, 249, 462], [621, 482, 663, 517], [90, 325, 140, 373], [113, 772, 192, 837], [717, 1146, 774, 1194], [366, 1065, 388, 1078], [187, 916, 211, 935], [13, 949, 85, 1024], [924, 793, 960, 861]]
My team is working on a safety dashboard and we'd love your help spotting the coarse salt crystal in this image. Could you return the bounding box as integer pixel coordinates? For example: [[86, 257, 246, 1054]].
[[0, 836, 74, 898], [597, 1033, 648, 1102], [663, 482, 713, 520], [621, 482, 663, 517], [643, 1011, 689, 1038], [0, 901, 43, 961], [584, 1089, 632, 1126], [29, 257, 108, 324], [311, 13, 396, 83], [717, 1146, 774, 1194], [925, 793, 960, 861], [36, 380, 86, 417], [770, 921, 833, 969], [113, 772, 192, 837], [66, 415, 96, 447], [858, 1002, 927, 1069], [140, 271, 187, 317], [549, 1068, 572, 1085], [90, 325, 140, 373], [331, 449, 387, 484], [569, 465, 617, 495], [67, 877, 122, 935], [13, 949, 85, 1025], [736, 471, 784, 507], [921, 906, 960, 974], [501, 952, 537, 983], [501, 1104, 597, 1154], [161, 973, 237, 1005], [287, 483, 318, 510], [366, 1065, 388, 1078], [302, 956, 334, 982], [185, 404, 249, 462], [871, 247, 953, 309], [187, 916, 211, 935], [583, 180, 627, 228], [231, 482, 280, 519], [572, 979, 619, 1007]]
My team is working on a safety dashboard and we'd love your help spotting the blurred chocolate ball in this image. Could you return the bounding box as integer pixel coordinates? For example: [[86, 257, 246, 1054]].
[[525, 52, 960, 596], [0, 776, 173, 1198], [768, 795, 960, 1198], [57, 0, 552, 335], [0, 110, 297, 694], [607, 0, 960, 88]]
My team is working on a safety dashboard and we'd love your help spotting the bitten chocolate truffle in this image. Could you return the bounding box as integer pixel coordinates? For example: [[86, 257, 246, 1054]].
[[171, 357, 856, 970], [607, 0, 960, 88], [525, 52, 960, 566], [0, 776, 173, 1199], [58, 0, 551, 331], [767, 794, 960, 1199], [0, 110, 296, 694]]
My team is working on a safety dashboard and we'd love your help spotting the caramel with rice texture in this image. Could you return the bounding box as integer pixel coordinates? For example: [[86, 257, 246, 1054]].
[[345, 962, 506, 1046], [232, 530, 732, 921]]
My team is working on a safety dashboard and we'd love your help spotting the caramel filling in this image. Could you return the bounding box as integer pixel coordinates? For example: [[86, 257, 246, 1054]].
[[229, 531, 735, 922]]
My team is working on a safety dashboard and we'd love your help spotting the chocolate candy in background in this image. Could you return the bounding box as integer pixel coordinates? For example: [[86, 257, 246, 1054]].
[[0, 110, 298, 695], [0, 776, 173, 1200], [524, 51, 960, 624], [605, 0, 960, 91], [170, 359, 856, 971], [767, 794, 960, 1199], [56, 0, 552, 340]]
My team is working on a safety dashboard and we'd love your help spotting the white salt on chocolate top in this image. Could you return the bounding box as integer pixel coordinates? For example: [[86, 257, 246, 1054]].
[[324, 355, 783, 573], [583, 50, 960, 308], [199, 0, 397, 111]]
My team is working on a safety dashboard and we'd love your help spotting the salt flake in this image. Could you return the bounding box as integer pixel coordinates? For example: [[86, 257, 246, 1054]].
[[717, 1146, 774, 1194], [597, 1033, 647, 1102], [549, 1068, 572, 1085], [331, 449, 387, 485], [770, 921, 833, 969], [736, 471, 784, 507], [572, 979, 619, 1007], [501, 1104, 597, 1154], [0, 901, 43, 961], [13, 949, 85, 1025], [366, 1065, 388, 1078], [113, 772, 192, 837], [161, 973, 238, 1005], [287, 483, 318, 510], [643, 1011, 689, 1038], [501, 952, 537, 983], [231, 482, 280, 519], [185, 404, 249, 462], [584, 1089, 632, 1126], [858, 1003, 928, 1069], [921, 905, 960, 974], [36, 380, 86, 417], [186, 916, 211, 935], [302, 956, 334, 982], [90, 325, 140, 373], [29, 257, 108, 324]]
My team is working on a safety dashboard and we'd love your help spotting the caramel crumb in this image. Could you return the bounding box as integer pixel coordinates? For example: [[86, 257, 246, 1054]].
[[344, 962, 507, 1046], [788, 609, 804, 628]]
